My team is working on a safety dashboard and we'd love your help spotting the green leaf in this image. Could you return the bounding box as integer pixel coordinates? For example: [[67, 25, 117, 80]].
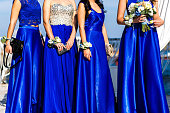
[[134, 5, 138, 8], [1, 39, 6, 43]]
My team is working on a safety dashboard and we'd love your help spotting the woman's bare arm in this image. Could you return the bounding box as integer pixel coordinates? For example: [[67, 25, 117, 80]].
[[43, 0, 55, 40], [66, 0, 77, 50], [102, 24, 109, 44], [117, 0, 127, 25], [78, 3, 87, 43], [153, 0, 164, 27], [5, 0, 21, 53], [78, 3, 92, 61]]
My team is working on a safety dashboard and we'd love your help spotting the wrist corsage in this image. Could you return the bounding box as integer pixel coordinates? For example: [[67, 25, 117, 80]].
[[1, 36, 11, 44], [48, 36, 61, 48], [79, 42, 92, 50]]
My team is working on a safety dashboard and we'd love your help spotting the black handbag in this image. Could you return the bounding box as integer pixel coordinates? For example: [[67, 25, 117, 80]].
[[3, 38, 24, 69], [54, 45, 68, 56]]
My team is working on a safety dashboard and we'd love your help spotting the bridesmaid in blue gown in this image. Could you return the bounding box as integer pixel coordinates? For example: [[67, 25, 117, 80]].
[[117, 0, 169, 112], [5, 0, 43, 113], [74, 0, 115, 113], [43, 0, 77, 112]]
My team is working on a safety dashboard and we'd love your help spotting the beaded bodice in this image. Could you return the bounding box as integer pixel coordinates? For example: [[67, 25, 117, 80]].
[[50, 4, 74, 26], [18, 0, 41, 26]]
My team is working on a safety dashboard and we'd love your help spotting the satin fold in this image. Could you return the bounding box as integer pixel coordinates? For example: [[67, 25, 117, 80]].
[[43, 25, 78, 113], [74, 6, 116, 113], [6, 26, 44, 113], [118, 22, 169, 112]]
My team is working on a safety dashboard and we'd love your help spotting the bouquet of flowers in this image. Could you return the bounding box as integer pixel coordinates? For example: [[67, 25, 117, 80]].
[[124, 0, 157, 32], [48, 36, 61, 48]]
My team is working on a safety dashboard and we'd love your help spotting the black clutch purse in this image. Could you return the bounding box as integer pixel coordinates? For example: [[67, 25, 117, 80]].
[[54, 45, 68, 55], [3, 38, 24, 69], [10, 38, 24, 59]]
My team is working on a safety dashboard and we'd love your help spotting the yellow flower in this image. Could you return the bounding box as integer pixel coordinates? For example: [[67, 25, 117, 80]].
[[144, 1, 152, 9], [150, 20, 153, 24], [55, 36, 61, 43], [124, 16, 129, 21]]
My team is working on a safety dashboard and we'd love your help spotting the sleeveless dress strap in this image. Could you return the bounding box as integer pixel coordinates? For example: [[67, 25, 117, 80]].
[[19, 0, 26, 6]]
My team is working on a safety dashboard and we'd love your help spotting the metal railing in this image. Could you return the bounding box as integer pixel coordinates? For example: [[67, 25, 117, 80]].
[[161, 42, 170, 74]]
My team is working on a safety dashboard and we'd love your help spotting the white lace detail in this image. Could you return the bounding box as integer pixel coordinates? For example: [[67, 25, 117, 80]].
[[50, 4, 74, 26]]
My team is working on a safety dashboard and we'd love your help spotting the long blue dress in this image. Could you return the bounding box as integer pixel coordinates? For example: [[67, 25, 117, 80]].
[[5, 0, 43, 113], [117, 0, 169, 113], [43, 4, 78, 113], [74, 7, 116, 113]]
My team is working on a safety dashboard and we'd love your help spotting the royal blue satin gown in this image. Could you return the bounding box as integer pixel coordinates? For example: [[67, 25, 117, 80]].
[[117, 0, 169, 113], [5, 0, 43, 113], [43, 4, 78, 113], [74, 7, 116, 113]]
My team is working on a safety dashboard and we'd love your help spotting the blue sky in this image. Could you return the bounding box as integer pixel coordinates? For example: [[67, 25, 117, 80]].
[[0, 0, 124, 38]]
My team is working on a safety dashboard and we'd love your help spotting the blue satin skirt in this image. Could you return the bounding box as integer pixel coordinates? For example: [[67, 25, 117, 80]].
[[43, 25, 78, 113], [118, 24, 169, 113], [74, 29, 116, 113], [5, 26, 44, 113]]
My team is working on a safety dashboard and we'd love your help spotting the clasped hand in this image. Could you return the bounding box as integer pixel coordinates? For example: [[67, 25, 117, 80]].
[[133, 15, 164, 27], [55, 39, 74, 51], [83, 49, 92, 61], [5, 40, 12, 54], [133, 15, 147, 23]]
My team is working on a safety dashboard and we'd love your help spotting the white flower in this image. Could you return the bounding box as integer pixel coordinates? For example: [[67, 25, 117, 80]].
[[144, 1, 152, 9], [128, 3, 136, 12], [124, 15, 129, 21], [131, 14, 136, 18], [138, 6, 145, 13], [83, 42, 92, 48], [124, 21, 131, 26], [129, 3, 136, 8], [55, 36, 61, 43], [150, 20, 153, 24], [153, 6, 157, 14], [48, 39, 53, 44], [149, 9, 153, 16], [153, 6, 156, 12], [129, 18, 133, 24], [79, 42, 92, 49]]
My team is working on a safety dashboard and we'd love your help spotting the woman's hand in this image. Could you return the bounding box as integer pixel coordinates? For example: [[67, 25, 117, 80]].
[[56, 43, 65, 51], [83, 49, 92, 61], [5, 41, 12, 54], [66, 38, 74, 50], [133, 15, 146, 23], [153, 18, 164, 27]]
